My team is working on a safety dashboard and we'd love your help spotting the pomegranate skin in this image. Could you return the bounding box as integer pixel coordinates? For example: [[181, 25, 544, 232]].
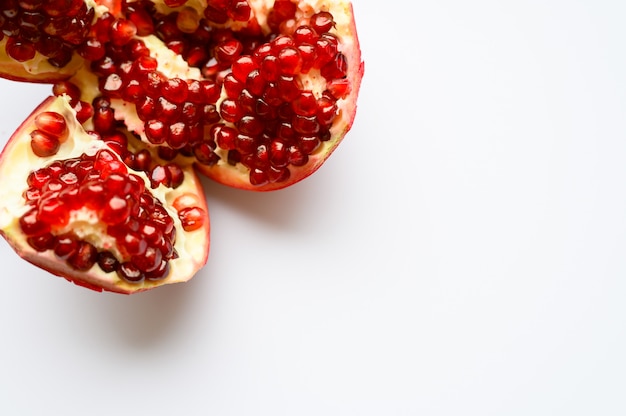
[[0, 96, 210, 294]]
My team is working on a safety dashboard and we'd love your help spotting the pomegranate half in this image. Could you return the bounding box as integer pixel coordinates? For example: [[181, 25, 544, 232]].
[[0, 95, 210, 294]]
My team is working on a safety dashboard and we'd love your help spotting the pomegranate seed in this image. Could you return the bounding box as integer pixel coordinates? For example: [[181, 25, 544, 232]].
[[126, 5, 155, 36], [117, 262, 144, 283], [220, 99, 243, 123], [28, 233, 55, 252], [145, 260, 170, 281], [269, 140, 289, 168], [294, 26, 318, 45], [292, 115, 320, 135], [110, 19, 137, 47], [101, 195, 131, 225], [104, 173, 131, 195], [213, 125, 237, 150], [176, 6, 200, 33], [133, 55, 158, 75], [92, 99, 116, 133], [311, 12, 335, 34], [94, 149, 126, 174], [136, 96, 157, 121], [268, 166, 290, 183], [249, 168, 268, 186], [149, 165, 171, 188], [98, 251, 119, 273], [228, 1, 251, 22], [255, 99, 274, 120], [167, 122, 189, 149], [134, 149, 152, 171], [204, 7, 228, 24], [19, 208, 51, 236], [27, 169, 51, 189], [321, 53, 348, 80], [268, 0, 296, 28], [277, 47, 302, 75], [276, 122, 295, 141], [178, 207, 206, 231], [162, 78, 188, 104], [277, 76, 301, 102], [292, 91, 318, 116], [5, 38, 36, 62], [214, 39, 243, 63], [77, 38, 105, 61], [235, 134, 256, 154], [131, 246, 163, 273], [157, 97, 180, 123], [30, 129, 60, 157], [260, 55, 280, 81], [317, 95, 339, 126], [237, 116, 264, 137], [288, 144, 308, 166], [121, 232, 147, 256], [315, 34, 338, 67], [246, 69, 266, 96], [123, 79, 144, 101], [201, 104, 221, 124], [292, 42, 312, 69], [232, 56, 258, 83], [67, 241, 98, 271], [299, 136, 321, 154], [223, 73, 244, 98], [36, 36, 63, 59], [54, 234, 79, 260], [166, 163, 185, 188], [327, 78, 351, 99], [193, 142, 220, 165]]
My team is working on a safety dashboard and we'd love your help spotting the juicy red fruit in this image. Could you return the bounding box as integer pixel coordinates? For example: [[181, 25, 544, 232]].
[[0, 0, 362, 293]]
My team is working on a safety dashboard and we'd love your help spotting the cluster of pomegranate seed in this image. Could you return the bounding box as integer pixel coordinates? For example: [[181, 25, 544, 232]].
[[30, 111, 68, 157], [43, 1, 350, 187], [0, 0, 94, 67], [18, 146, 205, 283]]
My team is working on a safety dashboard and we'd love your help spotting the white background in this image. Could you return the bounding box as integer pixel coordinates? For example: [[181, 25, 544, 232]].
[[1, 1, 626, 415]]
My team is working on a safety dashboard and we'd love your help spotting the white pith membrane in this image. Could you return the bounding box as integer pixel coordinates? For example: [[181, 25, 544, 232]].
[[66, 0, 364, 191], [0, 95, 210, 294]]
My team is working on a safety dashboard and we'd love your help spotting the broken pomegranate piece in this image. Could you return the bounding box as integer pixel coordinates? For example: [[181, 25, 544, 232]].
[[0, 96, 209, 294]]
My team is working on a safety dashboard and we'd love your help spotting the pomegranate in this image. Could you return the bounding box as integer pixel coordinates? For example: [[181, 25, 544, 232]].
[[0, 0, 363, 190], [0, 95, 210, 293], [0, 0, 362, 292]]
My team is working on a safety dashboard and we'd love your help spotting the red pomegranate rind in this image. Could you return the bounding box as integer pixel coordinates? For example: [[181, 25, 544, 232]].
[[0, 96, 210, 294]]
